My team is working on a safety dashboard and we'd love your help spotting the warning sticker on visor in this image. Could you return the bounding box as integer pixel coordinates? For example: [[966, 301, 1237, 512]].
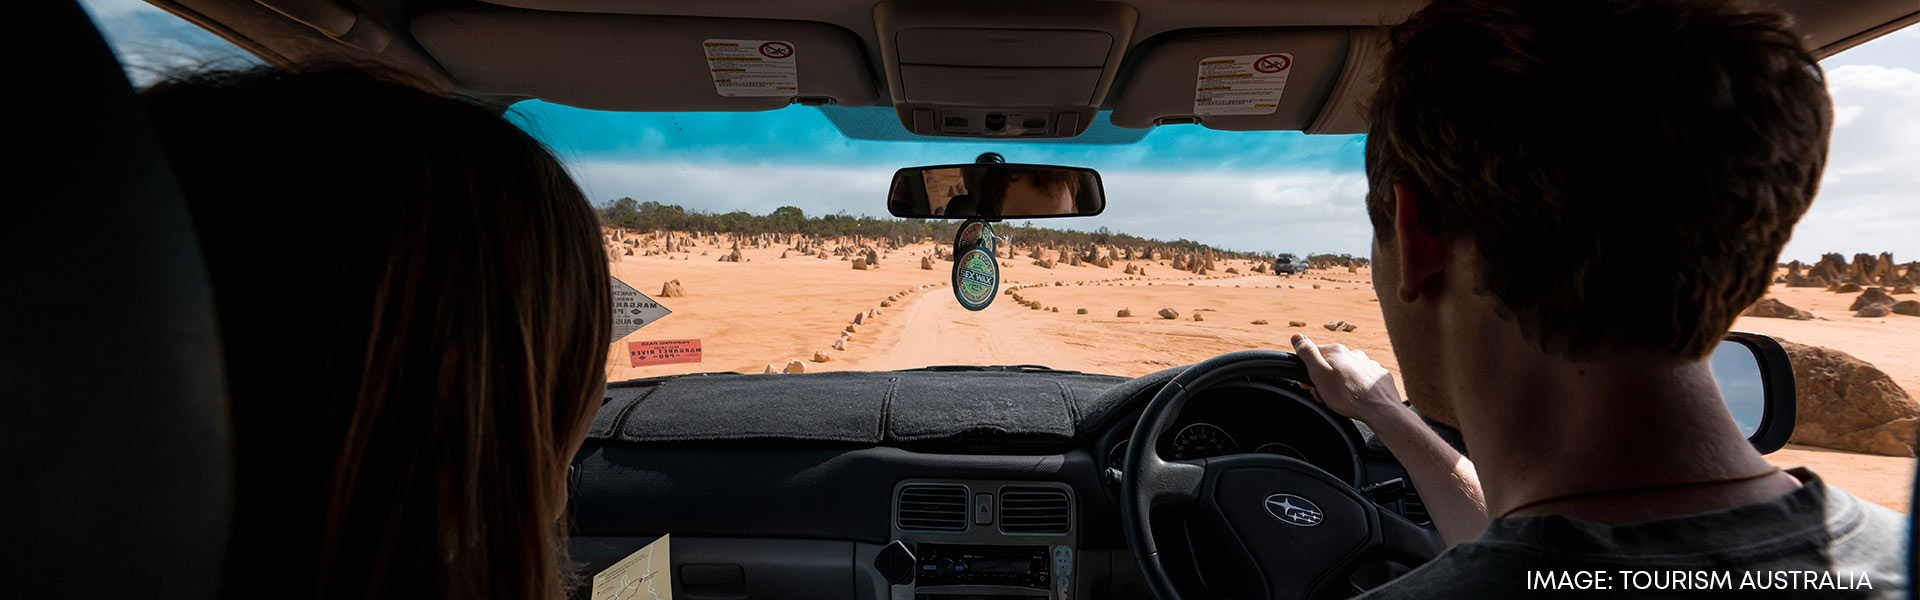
[[1194, 53, 1291, 116], [703, 39, 799, 97]]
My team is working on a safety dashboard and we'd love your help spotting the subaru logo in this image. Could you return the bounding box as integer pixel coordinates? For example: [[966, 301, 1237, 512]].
[[1264, 493, 1323, 527]]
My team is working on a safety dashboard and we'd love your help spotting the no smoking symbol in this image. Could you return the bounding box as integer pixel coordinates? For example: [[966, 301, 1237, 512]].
[[1254, 54, 1290, 73], [759, 41, 793, 59]]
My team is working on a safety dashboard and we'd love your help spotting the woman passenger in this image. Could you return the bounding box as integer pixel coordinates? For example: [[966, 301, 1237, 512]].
[[141, 65, 610, 599]]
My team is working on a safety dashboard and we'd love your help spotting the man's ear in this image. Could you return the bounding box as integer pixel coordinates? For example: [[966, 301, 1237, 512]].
[[1393, 181, 1447, 304]]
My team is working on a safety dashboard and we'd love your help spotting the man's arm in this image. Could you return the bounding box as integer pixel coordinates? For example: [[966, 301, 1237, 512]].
[[1291, 334, 1488, 546]]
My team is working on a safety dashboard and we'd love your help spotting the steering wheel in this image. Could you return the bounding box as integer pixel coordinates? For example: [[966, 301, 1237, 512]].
[[1121, 350, 1443, 599]]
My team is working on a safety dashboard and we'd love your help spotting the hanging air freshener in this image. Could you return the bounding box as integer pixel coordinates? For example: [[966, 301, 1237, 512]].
[[952, 219, 999, 311]]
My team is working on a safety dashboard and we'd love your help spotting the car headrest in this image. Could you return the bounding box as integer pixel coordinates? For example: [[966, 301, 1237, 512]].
[[0, 2, 231, 597]]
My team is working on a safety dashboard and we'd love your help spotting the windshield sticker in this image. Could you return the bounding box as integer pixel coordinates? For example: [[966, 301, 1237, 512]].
[[703, 39, 799, 98], [629, 339, 703, 367], [1194, 53, 1291, 116], [612, 277, 672, 342], [954, 247, 1000, 311]]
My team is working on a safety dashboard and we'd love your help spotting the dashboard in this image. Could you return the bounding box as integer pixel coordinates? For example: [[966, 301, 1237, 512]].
[[565, 368, 1425, 600]]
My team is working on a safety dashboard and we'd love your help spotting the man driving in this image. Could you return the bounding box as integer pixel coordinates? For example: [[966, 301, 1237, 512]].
[[1289, 0, 1911, 596]]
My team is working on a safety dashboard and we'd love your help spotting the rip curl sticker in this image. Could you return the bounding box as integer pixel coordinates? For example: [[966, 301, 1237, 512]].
[[953, 248, 999, 311], [955, 220, 994, 254]]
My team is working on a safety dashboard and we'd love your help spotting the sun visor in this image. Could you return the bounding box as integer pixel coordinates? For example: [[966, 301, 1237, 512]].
[[1109, 28, 1380, 134], [412, 7, 879, 111]]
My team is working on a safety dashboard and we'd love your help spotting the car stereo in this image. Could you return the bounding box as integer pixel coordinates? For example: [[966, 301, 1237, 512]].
[[915, 543, 1051, 589]]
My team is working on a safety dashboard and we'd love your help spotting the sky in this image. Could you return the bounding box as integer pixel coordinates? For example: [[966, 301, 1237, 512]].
[[83, 0, 1919, 260]]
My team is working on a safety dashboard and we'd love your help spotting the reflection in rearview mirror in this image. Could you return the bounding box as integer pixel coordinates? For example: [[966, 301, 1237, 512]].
[[1710, 338, 1766, 438], [889, 164, 1105, 219]]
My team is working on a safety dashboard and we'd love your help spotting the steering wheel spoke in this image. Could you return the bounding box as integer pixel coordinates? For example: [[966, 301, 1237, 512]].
[[1139, 457, 1205, 505]]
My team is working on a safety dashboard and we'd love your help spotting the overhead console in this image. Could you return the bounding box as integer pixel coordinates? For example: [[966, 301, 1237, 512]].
[[874, 0, 1137, 139]]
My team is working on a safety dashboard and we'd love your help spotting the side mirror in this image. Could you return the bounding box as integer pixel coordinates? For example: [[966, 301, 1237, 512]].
[[1712, 331, 1796, 454], [888, 163, 1105, 219]]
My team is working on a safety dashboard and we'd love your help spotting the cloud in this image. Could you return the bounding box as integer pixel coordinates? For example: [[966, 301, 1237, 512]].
[[1784, 58, 1920, 262], [79, 0, 260, 87], [564, 160, 1370, 255]]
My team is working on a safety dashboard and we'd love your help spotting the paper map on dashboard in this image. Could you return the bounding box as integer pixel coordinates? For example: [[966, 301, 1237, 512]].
[[590, 535, 672, 600]]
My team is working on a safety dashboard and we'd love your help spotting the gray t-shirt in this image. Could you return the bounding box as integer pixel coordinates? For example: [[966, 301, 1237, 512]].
[[1360, 468, 1911, 598]]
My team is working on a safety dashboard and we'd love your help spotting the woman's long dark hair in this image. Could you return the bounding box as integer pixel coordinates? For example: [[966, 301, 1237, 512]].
[[142, 65, 611, 599]]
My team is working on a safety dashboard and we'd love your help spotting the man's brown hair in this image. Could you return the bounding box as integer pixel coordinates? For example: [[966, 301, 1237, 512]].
[[1365, 0, 1831, 359]]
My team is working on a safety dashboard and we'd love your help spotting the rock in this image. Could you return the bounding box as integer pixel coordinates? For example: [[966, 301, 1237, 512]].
[[660, 279, 687, 297], [1893, 300, 1920, 316], [811, 350, 833, 363], [1778, 340, 1917, 456], [922, 255, 936, 270], [831, 338, 847, 351], [763, 364, 777, 374], [1741, 298, 1812, 320], [1894, 285, 1916, 295], [1158, 308, 1180, 320], [852, 257, 872, 270], [1833, 282, 1862, 293], [784, 359, 806, 373], [1849, 288, 1896, 311], [1252, 320, 1269, 325], [1118, 308, 1133, 317], [1856, 305, 1891, 318], [1034, 258, 1056, 269], [853, 313, 865, 325], [1312, 284, 1322, 289], [845, 324, 858, 333], [1226, 267, 1239, 274], [1289, 321, 1307, 327], [881, 299, 894, 307], [1051, 307, 1060, 312], [1322, 320, 1357, 332], [1193, 313, 1205, 322], [1076, 308, 1088, 314]]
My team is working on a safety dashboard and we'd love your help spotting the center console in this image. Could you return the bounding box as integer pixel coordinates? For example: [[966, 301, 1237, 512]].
[[890, 480, 1078, 600]]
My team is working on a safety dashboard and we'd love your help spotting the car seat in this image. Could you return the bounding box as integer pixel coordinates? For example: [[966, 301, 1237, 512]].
[[0, 2, 231, 597]]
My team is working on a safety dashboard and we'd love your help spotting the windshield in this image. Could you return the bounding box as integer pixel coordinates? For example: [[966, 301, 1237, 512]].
[[509, 101, 1375, 379]]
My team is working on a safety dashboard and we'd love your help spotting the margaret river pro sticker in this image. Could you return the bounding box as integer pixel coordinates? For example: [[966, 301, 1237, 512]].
[[954, 248, 1000, 311]]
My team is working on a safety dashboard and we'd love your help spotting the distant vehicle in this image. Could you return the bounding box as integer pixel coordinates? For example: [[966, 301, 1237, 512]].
[[1273, 257, 1301, 275]]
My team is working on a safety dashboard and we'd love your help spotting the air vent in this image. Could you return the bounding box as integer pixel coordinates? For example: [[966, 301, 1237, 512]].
[[999, 487, 1071, 534], [897, 484, 969, 532]]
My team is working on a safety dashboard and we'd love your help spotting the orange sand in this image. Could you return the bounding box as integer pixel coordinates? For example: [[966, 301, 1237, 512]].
[[604, 235, 1914, 512]]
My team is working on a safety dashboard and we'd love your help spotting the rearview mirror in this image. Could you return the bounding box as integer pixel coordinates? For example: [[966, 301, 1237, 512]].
[[1712, 331, 1796, 454], [888, 164, 1105, 219]]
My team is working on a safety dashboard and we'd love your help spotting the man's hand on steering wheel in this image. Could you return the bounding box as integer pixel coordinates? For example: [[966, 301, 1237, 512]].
[[1293, 335, 1491, 546], [1291, 334, 1406, 424]]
